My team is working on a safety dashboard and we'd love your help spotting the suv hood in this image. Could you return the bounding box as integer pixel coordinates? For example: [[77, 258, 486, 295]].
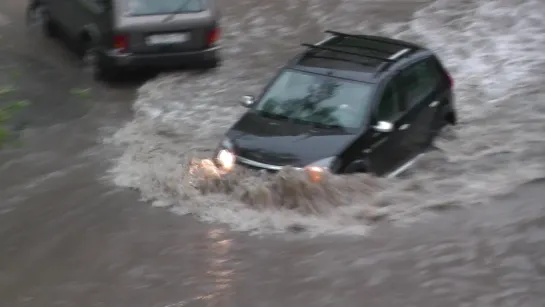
[[226, 111, 358, 167]]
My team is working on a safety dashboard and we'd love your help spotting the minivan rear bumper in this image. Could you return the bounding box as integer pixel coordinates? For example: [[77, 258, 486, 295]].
[[99, 46, 220, 68]]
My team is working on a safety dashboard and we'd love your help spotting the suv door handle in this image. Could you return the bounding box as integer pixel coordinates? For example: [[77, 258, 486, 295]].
[[429, 101, 439, 107], [398, 124, 410, 131]]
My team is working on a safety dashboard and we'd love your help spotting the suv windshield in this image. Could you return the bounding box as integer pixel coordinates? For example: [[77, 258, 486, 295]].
[[255, 70, 373, 130], [124, 0, 204, 16]]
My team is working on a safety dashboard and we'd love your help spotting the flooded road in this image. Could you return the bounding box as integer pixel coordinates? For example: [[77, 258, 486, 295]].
[[110, 0, 545, 234], [1, 0, 545, 306]]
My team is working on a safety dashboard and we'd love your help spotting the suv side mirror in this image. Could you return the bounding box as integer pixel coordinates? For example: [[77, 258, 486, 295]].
[[372, 121, 394, 133], [240, 95, 255, 108]]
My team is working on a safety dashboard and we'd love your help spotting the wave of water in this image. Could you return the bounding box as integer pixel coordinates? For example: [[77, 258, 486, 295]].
[[106, 0, 545, 236]]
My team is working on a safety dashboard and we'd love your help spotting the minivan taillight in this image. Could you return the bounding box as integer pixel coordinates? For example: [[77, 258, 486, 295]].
[[207, 28, 220, 47], [113, 35, 128, 52]]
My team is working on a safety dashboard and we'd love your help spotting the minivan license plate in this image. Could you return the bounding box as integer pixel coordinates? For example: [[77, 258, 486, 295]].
[[146, 33, 189, 45]]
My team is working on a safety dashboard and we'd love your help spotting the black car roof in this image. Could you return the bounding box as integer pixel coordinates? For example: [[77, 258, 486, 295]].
[[288, 30, 429, 83]]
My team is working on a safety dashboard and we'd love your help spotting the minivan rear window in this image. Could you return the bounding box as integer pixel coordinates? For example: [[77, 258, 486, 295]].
[[124, 0, 205, 16]]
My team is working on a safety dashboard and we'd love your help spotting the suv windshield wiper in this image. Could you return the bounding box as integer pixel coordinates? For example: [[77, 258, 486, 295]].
[[307, 121, 346, 130], [257, 110, 290, 121], [162, 0, 192, 22], [257, 110, 346, 130]]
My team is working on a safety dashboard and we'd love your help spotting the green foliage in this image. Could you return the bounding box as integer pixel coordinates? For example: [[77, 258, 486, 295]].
[[0, 85, 16, 95], [0, 95, 29, 149], [70, 87, 91, 99], [0, 66, 30, 149]]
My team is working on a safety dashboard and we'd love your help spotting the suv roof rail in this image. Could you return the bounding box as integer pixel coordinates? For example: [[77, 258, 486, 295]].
[[324, 30, 415, 49], [301, 43, 395, 63], [373, 47, 412, 75], [307, 55, 380, 68], [301, 32, 418, 77]]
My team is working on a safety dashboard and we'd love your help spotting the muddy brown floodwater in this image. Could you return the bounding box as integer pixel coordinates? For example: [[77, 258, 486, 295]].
[[1, 0, 545, 306]]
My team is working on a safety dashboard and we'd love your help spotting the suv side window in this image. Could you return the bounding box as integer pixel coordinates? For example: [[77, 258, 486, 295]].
[[377, 79, 403, 121], [399, 58, 441, 108], [82, 0, 111, 12]]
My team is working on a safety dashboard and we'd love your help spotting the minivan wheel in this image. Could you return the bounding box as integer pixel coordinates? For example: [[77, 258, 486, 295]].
[[82, 48, 116, 82], [201, 57, 220, 70], [29, 5, 56, 37]]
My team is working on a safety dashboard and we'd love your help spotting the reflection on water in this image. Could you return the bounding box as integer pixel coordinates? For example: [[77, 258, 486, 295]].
[[162, 229, 235, 307], [198, 229, 235, 305]]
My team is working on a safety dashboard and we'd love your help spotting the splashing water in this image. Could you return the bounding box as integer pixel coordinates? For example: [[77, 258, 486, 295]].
[[106, 0, 545, 236]]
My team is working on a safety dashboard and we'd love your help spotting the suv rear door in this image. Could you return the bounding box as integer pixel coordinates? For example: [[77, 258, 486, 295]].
[[114, 0, 217, 54], [367, 75, 413, 176], [397, 57, 444, 154]]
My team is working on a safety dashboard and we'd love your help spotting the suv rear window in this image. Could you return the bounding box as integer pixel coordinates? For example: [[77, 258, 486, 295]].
[[124, 0, 205, 16]]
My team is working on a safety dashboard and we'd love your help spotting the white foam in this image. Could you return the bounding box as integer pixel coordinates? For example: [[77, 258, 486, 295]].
[[106, 0, 545, 236]]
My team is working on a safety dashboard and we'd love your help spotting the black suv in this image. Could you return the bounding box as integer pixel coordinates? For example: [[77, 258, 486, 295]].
[[214, 30, 457, 178]]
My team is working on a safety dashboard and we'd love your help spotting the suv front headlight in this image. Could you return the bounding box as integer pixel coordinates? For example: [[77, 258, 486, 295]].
[[305, 156, 338, 171], [215, 138, 235, 171], [303, 157, 338, 182]]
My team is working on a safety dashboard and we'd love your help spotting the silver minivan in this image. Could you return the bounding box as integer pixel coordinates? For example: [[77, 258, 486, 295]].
[[30, 0, 221, 81]]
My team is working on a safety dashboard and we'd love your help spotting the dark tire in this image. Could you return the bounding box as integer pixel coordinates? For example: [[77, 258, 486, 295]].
[[425, 106, 455, 148], [424, 116, 443, 149], [344, 162, 367, 174], [82, 47, 117, 82], [201, 56, 221, 70], [445, 110, 457, 125], [28, 4, 56, 38]]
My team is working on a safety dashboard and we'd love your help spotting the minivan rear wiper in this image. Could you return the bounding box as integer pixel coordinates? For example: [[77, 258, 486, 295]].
[[162, 0, 192, 22]]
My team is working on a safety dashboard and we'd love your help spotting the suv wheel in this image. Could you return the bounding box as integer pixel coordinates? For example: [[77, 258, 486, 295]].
[[82, 47, 116, 82], [425, 102, 455, 148], [425, 113, 447, 149]]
